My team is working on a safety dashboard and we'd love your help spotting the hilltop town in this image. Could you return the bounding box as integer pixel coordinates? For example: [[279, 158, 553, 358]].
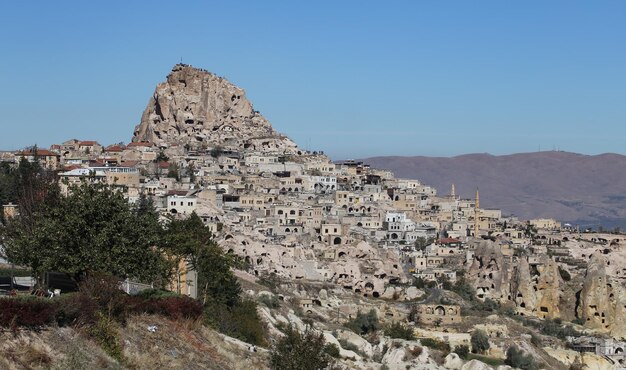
[[1, 64, 625, 370]]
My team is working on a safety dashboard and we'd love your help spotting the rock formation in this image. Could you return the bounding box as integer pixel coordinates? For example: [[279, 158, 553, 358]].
[[468, 242, 563, 319], [577, 253, 626, 338], [132, 64, 299, 153]]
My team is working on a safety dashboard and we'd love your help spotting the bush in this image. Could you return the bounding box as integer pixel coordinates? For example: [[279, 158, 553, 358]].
[[130, 296, 203, 320], [541, 318, 580, 339], [505, 346, 538, 370], [454, 344, 470, 359], [558, 266, 571, 281], [471, 330, 490, 354], [324, 343, 341, 358], [136, 288, 180, 299], [55, 292, 98, 327], [205, 299, 266, 346], [88, 313, 123, 361], [0, 297, 56, 329], [452, 277, 476, 301], [530, 333, 542, 346], [420, 338, 451, 354], [345, 309, 379, 335], [258, 294, 281, 308], [270, 325, 335, 370], [384, 322, 415, 340]]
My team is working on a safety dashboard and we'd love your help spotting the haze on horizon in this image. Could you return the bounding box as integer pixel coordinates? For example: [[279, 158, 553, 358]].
[[1, 1, 625, 160]]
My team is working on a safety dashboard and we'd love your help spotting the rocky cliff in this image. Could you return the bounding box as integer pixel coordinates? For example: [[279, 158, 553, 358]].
[[577, 253, 626, 338], [132, 64, 298, 153]]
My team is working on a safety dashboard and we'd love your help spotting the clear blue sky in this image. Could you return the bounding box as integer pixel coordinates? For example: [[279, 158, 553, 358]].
[[1, 1, 625, 159]]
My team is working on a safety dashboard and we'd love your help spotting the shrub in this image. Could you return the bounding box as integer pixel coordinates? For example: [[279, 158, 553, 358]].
[[452, 277, 476, 301], [78, 273, 128, 321], [420, 338, 451, 354], [257, 273, 282, 292], [530, 333, 542, 346], [324, 343, 341, 358], [205, 299, 266, 346], [54, 292, 98, 327], [130, 296, 203, 320], [88, 313, 123, 361], [0, 297, 56, 329], [345, 309, 379, 335], [411, 345, 423, 356], [471, 330, 490, 354], [384, 322, 415, 340], [558, 266, 571, 281], [136, 288, 180, 299], [505, 346, 538, 370], [541, 318, 580, 339], [270, 325, 336, 370], [258, 294, 281, 308], [454, 344, 470, 359], [408, 306, 421, 324]]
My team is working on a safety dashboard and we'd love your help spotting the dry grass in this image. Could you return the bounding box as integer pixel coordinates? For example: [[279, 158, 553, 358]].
[[0, 314, 268, 370]]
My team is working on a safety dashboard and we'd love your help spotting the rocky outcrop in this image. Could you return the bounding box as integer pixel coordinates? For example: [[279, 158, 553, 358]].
[[577, 253, 626, 338], [468, 241, 562, 319], [132, 64, 299, 153], [467, 241, 512, 301]]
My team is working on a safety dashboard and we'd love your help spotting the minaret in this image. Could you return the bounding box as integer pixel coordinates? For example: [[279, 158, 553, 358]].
[[451, 184, 456, 198], [474, 188, 480, 237]]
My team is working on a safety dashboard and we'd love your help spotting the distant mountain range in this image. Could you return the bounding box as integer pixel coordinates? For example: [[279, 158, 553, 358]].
[[361, 151, 626, 229]]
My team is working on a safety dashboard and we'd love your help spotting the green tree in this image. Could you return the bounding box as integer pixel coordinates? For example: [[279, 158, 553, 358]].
[[505, 346, 538, 370], [155, 150, 169, 163], [345, 309, 379, 335], [454, 345, 470, 359], [167, 163, 180, 181], [270, 325, 336, 370], [161, 213, 241, 307], [471, 330, 490, 354], [384, 321, 415, 340], [414, 237, 433, 251], [1, 181, 170, 285]]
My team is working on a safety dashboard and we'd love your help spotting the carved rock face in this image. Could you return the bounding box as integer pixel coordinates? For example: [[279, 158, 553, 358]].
[[468, 241, 562, 319], [132, 64, 298, 153], [577, 253, 626, 337]]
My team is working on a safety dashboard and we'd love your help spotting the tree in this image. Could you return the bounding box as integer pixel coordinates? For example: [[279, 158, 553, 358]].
[[414, 237, 433, 251], [188, 162, 197, 183], [210, 146, 223, 158], [1, 181, 170, 285], [454, 345, 470, 359], [270, 325, 336, 370], [161, 213, 241, 307], [505, 346, 538, 370], [167, 163, 180, 181], [471, 330, 490, 354], [345, 309, 380, 335], [384, 321, 415, 340], [155, 150, 169, 163]]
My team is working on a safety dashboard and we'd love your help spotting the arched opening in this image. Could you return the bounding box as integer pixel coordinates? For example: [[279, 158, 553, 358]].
[[435, 306, 446, 315], [333, 237, 341, 245], [170, 208, 178, 214]]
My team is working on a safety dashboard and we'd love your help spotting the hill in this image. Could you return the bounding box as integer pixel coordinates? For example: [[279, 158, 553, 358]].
[[361, 151, 626, 228]]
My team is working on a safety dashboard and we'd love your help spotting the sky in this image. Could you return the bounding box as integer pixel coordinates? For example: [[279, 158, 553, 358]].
[[0, 1, 625, 159]]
